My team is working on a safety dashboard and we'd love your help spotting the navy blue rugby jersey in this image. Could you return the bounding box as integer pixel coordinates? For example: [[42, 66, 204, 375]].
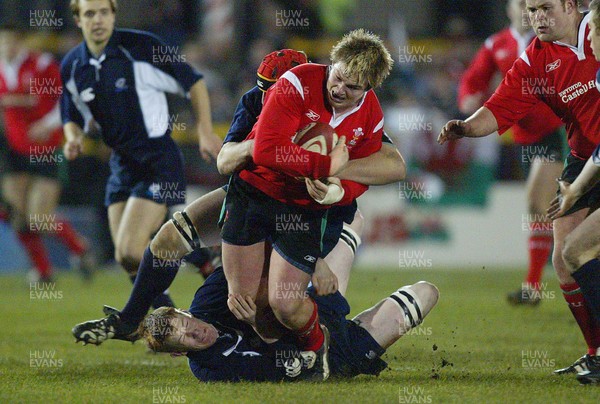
[[60, 29, 203, 160]]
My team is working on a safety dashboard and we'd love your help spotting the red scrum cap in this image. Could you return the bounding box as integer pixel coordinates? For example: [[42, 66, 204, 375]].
[[256, 49, 308, 92]]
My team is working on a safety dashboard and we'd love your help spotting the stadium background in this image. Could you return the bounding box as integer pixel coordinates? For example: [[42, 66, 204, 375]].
[[0, 0, 541, 271]]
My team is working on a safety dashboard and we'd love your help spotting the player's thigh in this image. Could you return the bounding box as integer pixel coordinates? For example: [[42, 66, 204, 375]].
[[563, 209, 600, 269], [552, 209, 588, 281], [221, 241, 265, 299], [27, 176, 61, 217], [1, 173, 29, 213], [115, 197, 168, 255], [183, 187, 226, 246], [525, 159, 563, 215]]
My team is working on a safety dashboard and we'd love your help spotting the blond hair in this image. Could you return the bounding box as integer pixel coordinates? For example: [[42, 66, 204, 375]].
[[590, 0, 600, 23], [70, 0, 117, 17], [330, 29, 394, 89], [138, 307, 180, 352]]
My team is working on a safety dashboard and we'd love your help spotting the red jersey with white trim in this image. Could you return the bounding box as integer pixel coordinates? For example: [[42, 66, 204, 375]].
[[0, 51, 63, 156], [239, 63, 383, 209], [484, 13, 600, 159], [459, 27, 562, 144]]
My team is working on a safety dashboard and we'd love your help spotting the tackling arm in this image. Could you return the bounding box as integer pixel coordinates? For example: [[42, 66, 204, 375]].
[[217, 140, 255, 175], [548, 154, 600, 220], [336, 143, 406, 185]]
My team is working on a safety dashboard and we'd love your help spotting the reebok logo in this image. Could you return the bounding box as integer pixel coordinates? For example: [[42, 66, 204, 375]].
[[304, 255, 316, 263], [545, 59, 561, 72], [305, 110, 320, 121]]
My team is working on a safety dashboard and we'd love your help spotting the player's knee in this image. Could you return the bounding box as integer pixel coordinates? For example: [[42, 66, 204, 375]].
[[268, 293, 304, 321], [561, 235, 584, 273], [115, 248, 140, 275], [410, 281, 439, 315], [150, 221, 187, 261]]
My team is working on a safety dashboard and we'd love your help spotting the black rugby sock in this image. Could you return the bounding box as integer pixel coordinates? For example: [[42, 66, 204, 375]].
[[572, 259, 600, 324]]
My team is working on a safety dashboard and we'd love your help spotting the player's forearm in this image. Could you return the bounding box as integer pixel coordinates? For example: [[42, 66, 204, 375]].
[[63, 121, 84, 141], [190, 79, 214, 141], [569, 157, 600, 198], [217, 140, 254, 175], [336, 144, 405, 185], [463, 107, 499, 138]]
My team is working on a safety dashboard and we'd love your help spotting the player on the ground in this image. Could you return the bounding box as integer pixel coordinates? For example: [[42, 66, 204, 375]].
[[546, 0, 600, 384], [438, 0, 600, 374], [138, 265, 439, 382], [60, 0, 221, 306], [70, 48, 405, 348], [0, 23, 93, 282], [220, 29, 395, 380], [458, 0, 565, 305]]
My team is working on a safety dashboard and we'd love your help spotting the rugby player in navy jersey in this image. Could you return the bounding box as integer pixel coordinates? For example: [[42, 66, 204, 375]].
[[137, 265, 439, 382], [71, 48, 405, 365], [60, 0, 221, 308]]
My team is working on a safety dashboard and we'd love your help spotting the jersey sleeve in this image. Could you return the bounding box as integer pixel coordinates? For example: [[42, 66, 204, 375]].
[[134, 32, 203, 95], [484, 53, 540, 134], [59, 57, 85, 127], [223, 87, 262, 144], [458, 39, 497, 108], [252, 73, 331, 179]]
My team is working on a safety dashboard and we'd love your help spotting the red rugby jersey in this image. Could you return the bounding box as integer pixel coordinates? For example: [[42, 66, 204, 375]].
[[0, 51, 63, 155], [459, 27, 562, 144], [485, 13, 600, 159], [239, 63, 384, 208]]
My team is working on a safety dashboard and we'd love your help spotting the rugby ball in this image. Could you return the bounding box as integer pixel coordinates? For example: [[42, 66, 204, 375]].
[[293, 122, 338, 155]]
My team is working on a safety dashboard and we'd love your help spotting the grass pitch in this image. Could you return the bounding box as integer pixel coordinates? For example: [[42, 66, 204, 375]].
[[1, 265, 599, 403]]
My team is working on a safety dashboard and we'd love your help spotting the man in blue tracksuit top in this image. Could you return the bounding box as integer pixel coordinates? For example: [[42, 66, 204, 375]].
[[60, 0, 222, 308]]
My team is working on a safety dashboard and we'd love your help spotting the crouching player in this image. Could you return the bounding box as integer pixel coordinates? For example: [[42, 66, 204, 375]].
[[138, 265, 439, 382]]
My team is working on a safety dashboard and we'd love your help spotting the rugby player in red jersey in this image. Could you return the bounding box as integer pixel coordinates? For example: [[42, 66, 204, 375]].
[[221, 29, 395, 380], [459, 0, 565, 305], [0, 24, 92, 282], [439, 0, 600, 375]]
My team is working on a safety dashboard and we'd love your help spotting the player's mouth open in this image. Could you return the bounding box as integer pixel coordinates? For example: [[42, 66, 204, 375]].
[[331, 92, 344, 102]]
